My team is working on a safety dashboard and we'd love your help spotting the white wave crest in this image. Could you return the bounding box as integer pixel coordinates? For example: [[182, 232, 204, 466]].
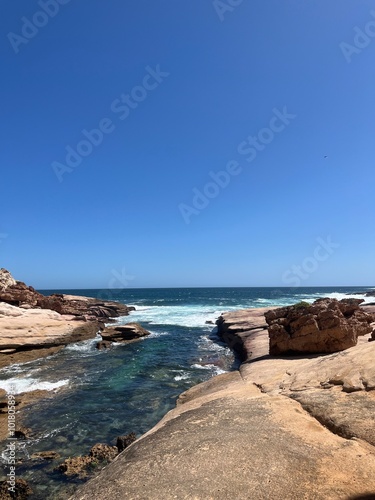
[[0, 378, 69, 394]]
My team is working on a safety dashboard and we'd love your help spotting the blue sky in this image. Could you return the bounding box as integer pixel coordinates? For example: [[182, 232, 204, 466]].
[[1, 0, 374, 288]]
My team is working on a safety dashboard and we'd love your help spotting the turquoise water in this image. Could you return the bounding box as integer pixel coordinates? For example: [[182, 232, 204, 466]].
[[0, 286, 373, 498]]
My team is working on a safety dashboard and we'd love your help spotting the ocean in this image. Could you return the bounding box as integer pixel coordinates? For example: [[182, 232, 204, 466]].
[[0, 286, 374, 498]]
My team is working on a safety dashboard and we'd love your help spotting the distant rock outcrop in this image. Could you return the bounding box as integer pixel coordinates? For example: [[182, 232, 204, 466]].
[[0, 269, 134, 320], [0, 269, 137, 369], [265, 298, 373, 355]]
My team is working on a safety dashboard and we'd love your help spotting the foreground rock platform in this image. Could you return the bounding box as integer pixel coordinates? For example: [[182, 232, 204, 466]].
[[73, 303, 375, 500]]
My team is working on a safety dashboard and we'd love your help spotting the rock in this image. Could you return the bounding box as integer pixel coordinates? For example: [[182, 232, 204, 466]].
[[57, 444, 118, 478], [0, 269, 134, 320], [0, 270, 137, 369], [14, 426, 32, 440], [205, 320, 214, 324], [0, 268, 17, 291], [0, 302, 100, 352], [265, 298, 373, 355], [216, 307, 271, 361], [96, 340, 112, 350], [31, 451, 60, 460], [116, 432, 137, 452], [57, 455, 93, 478], [89, 444, 118, 462], [71, 306, 375, 500], [0, 478, 32, 499], [101, 323, 151, 342], [71, 368, 375, 500]]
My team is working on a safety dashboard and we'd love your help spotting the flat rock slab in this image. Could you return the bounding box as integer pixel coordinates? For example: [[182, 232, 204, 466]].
[[72, 379, 375, 500], [0, 302, 99, 350], [101, 323, 150, 342]]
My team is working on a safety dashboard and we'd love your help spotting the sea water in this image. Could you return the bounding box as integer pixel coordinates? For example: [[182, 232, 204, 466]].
[[0, 287, 373, 498]]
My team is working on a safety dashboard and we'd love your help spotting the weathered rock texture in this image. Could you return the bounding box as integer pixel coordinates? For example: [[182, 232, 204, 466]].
[[265, 298, 373, 355], [73, 304, 375, 500]]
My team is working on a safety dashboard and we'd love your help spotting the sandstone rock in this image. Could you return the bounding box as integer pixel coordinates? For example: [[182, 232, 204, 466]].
[[116, 432, 137, 452], [0, 269, 134, 320], [101, 323, 151, 342], [265, 298, 373, 355], [0, 478, 32, 499], [0, 302, 99, 352], [216, 307, 270, 361]]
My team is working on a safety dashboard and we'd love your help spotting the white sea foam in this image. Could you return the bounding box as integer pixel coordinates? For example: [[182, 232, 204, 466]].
[[64, 337, 99, 353], [190, 363, 226, 376], [318, 292, 375, 304], [121, 305, 227, 328], [173, 372, 190, 381], [0, 378, 69, 394]]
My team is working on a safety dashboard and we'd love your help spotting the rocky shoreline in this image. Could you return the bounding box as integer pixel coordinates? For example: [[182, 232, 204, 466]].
[[0, 269, 138, 369], [2, 272, 375, 499], [71, 299, 375, 499], [0, 269, 143, 448]]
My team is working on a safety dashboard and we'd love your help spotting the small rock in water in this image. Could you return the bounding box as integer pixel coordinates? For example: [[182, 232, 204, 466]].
[[116, 432, 137, 452], [96, 340, 112, 350], [0, 478, 32, 499], [31, 451, 61, 461], [14, 426, 32, 440], [57, 443, 118, 478]]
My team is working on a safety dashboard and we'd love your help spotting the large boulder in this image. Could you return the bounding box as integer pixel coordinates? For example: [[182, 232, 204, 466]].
[[101, 323, 151, 342], [265, 298, 373, 355]]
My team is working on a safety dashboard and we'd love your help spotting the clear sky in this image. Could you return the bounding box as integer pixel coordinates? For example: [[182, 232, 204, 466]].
[[1, 0, 374, 289]]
